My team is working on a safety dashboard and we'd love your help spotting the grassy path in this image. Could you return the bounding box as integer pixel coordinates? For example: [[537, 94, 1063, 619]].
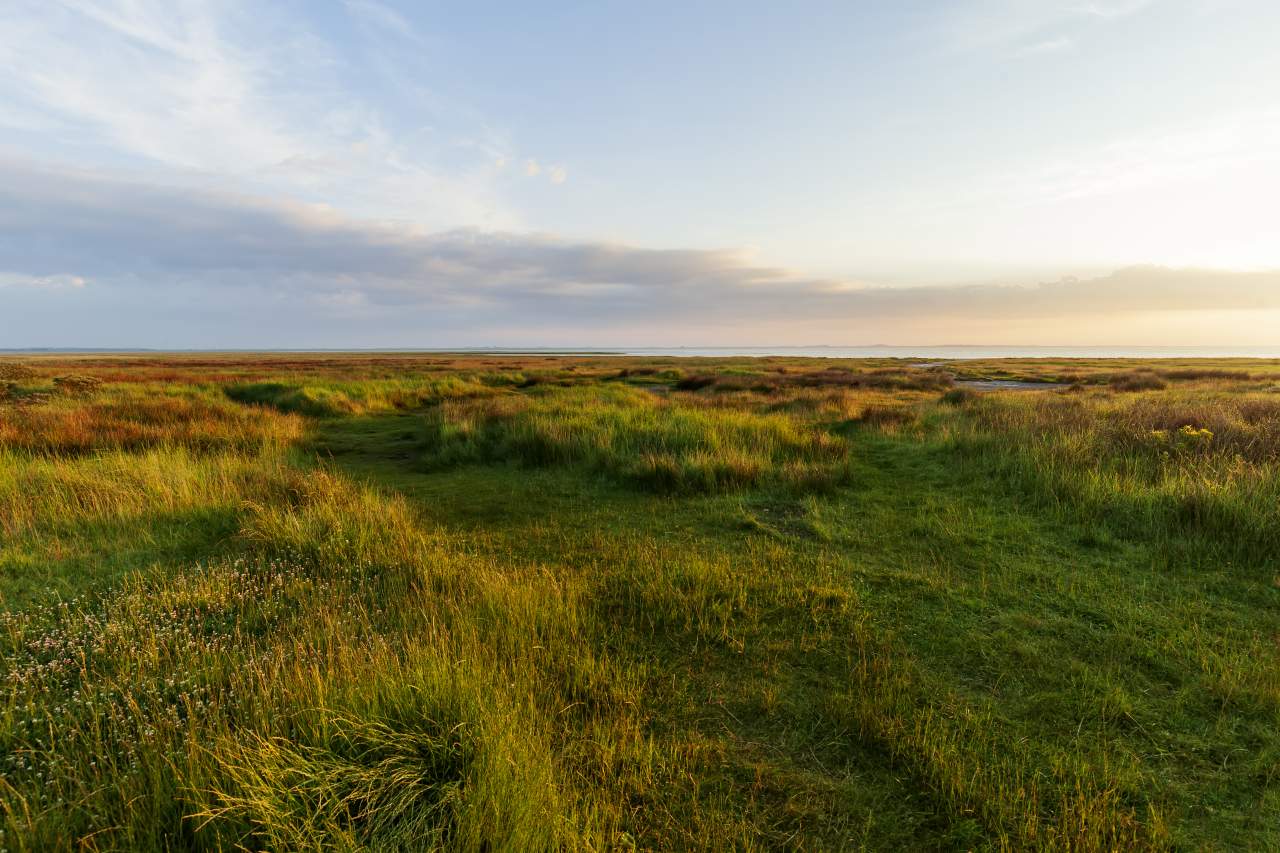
[[307, 411, 1276, 850], [311, 414, 957, 848]]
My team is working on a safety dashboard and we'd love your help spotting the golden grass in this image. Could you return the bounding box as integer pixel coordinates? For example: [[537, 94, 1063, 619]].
[[423, 384, 854, 493], [1, 353, 1277, 850], [0, 388, 302, 454]]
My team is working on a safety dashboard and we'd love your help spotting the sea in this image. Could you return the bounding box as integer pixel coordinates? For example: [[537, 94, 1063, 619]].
[[6, 346, 1280, 359], [447, 346, 1280, 359]]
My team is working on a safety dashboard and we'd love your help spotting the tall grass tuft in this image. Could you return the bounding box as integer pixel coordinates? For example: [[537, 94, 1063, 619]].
[[422, 385, 852, 493], [1, 389, 303, 454], [941, 390, 1280, 561]]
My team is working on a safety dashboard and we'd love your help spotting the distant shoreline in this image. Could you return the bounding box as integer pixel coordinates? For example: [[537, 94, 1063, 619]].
[[4, 346, 1280, 359]]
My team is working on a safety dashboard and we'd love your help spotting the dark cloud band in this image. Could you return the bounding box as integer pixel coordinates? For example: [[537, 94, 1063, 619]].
[[3, 159, 1278, 337]]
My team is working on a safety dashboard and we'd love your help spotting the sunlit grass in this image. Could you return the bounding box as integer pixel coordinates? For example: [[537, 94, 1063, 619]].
[[422, 384, 854, 493], [938, 388, 1280, 561], [0, 384, 302, 454], [0, 354, 1276, 850]]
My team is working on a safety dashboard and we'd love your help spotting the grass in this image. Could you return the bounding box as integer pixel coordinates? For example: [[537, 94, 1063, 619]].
[[0, 353, 1277, 850], [941, 389, 1280, 562], [0, 389, 301, 454], [420, 384, 853, 493]]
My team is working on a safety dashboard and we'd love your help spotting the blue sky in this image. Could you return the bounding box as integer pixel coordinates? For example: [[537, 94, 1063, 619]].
[[2, 0, 1279, 347]]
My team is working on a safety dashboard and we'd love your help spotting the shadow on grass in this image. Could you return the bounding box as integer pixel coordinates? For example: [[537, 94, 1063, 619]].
[[0, 504, 243, 609], [302, 410, 968, 850], [289, 409, 1280, 849]]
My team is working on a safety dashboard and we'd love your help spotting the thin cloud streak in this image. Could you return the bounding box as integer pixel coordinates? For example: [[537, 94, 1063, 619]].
[[937, 0, 1159, 54]]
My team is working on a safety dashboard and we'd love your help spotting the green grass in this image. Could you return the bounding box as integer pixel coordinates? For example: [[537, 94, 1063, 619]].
[[0, 355, 1276, 850], [420, 384, 854, 493], [224, 375, 505, 417]]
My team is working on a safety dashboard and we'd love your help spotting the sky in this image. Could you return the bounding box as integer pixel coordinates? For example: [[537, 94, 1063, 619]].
[[2, 0, 1279, 348]]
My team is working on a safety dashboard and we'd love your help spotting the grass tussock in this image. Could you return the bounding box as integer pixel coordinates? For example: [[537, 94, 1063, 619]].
[[51, 375, 104, 396], [940, 387, 978, 406], [422, 385, 852, 493], [947, 390, 1280, 560], [1, 466, 643, 849], [225, 376, 499, 417], [1, 391, 303, 455], [1109, 370, 1169, 392], [1158, 367, 1256, 382], [855, 402, 920, 429], [0, 362, 38, 381], [0, 447, 291, 539], [675, 366, 953, 394]]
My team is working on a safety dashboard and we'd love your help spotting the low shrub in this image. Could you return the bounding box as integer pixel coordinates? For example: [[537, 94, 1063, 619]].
[[675, 368, 952, 395], [12, 391, 54, 407], [53, 375, 104, 396], [1159, 368, 1254, 382], [1109, 371, 1167, 392], [793, 367, 953, 392], [858, 404, 918, 427], [674, 374, 717, 391], [0, 362, 38, 381], [940, 388, 977, 406]]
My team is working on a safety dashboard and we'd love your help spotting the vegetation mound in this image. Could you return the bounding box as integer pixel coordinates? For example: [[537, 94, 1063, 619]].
[[422, 385, 852, 493]]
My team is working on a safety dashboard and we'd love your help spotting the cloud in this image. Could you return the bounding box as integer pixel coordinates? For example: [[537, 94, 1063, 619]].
[[0, 0, 300, 172], [938, 0, 1158, 54], [1013, 36, 1074, 57], [524, 160, 569, 184], [3, 159, 1278, 346], [0, 272, 87, 289], [1069, 1, 1156, 19], [0, 0, 519, 230], [342, 0, 429, 46], [1046, 109, 1280, 200]]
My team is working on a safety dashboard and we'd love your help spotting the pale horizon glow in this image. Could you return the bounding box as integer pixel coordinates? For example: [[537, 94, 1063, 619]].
[[2, 0, 1279, 347]]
